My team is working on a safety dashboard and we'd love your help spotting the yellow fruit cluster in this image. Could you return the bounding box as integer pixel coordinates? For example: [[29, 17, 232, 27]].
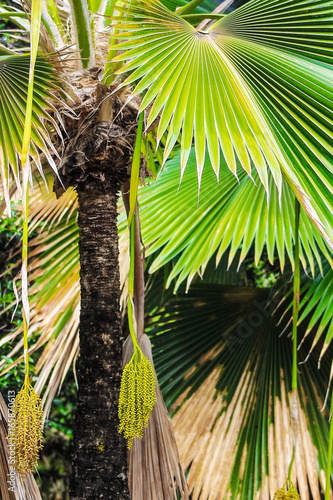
[[274, 485, 301, 499], [12, 382, 43, 476], [118, 347, 156, 448]]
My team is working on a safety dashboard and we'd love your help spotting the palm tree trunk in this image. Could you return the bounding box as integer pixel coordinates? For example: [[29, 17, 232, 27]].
[[71, 179, 130, 499]]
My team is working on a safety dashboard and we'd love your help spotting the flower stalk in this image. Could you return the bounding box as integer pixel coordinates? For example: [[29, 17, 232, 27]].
[[11, 0, 44, 477], [274, 200, 301, 499], [118, 116, 156, 448]]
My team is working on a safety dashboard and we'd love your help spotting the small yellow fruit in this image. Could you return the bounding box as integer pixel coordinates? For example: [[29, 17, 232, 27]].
[[11, 382, 43, 476], [274, 483, 301, 499], [118, 346, 156, 448]]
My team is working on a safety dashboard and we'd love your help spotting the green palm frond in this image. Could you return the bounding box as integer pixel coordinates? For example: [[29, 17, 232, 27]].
[[216, 23, 333, 252], [113, 0, 284, 184], [0, 54, 59, 204], [147, 279, 332, 499], [112, 0, 333, 245], [298, 262, 333, 364], [0, 4, 30, 33], [219, 0, 332, 64], [139, 151, 332, 290]]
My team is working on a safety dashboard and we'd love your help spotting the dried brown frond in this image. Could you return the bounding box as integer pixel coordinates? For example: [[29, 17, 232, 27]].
[[123, 334, 189, 500], [172, 367, 326, 500]]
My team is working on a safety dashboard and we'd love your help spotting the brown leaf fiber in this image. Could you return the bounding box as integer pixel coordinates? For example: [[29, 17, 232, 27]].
[[123, 334, 189, 500]]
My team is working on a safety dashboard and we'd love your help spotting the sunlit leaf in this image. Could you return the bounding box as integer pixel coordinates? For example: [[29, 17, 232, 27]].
[[139, 151, 332, 290], [112, 0, 333, 245]]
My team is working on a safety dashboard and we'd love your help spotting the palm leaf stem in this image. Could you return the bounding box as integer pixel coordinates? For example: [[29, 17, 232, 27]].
[[87, 0, 104, 14], [41, 0, 66, 46], [325, 395, 333, 500], [196, 0, 235, 29], [103, 39, 118, 84], [104, 0, 117, 21], [67, 0, 94, 68], [176, 0, 208, 15], [128, 111, 144, 224], [102, 0, 122, 83], [44, 0, 63, 26], [127, 215, 140, 349], [292, 200, 301, 392], [182, 13, 225, 20], [0, 12, 27, 18]]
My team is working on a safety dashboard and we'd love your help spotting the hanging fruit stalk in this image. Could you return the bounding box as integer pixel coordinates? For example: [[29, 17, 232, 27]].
[[11, 0, 44, 478], [118, 111, 156, 448]]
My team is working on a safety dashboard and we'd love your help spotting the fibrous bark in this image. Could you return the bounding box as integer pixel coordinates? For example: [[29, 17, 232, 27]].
[[71, 179, 130, 500]]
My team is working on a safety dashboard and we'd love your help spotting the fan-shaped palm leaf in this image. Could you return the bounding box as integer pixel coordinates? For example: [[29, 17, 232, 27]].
[[0, 54, 59, 205], [139, 151, 332, 290], [3, 151, 332, 413], [147, 279, 333, 499], [112, 0, 333, 245]]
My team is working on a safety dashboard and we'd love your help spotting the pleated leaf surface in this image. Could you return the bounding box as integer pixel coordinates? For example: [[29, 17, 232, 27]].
[[147, 278, 333, 499], [0, 54, 58, 200], [113, 0, 333, 245], [139, 151, 332, 289]]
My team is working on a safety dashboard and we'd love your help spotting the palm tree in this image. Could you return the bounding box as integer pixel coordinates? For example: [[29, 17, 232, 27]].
[[0, 0, 332, 498]]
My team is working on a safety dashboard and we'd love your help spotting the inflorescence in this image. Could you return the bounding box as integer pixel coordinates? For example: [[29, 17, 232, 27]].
[[274, 482, 301, 500], [118, 346, 156, 448], [11, 381, 43, 476]]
